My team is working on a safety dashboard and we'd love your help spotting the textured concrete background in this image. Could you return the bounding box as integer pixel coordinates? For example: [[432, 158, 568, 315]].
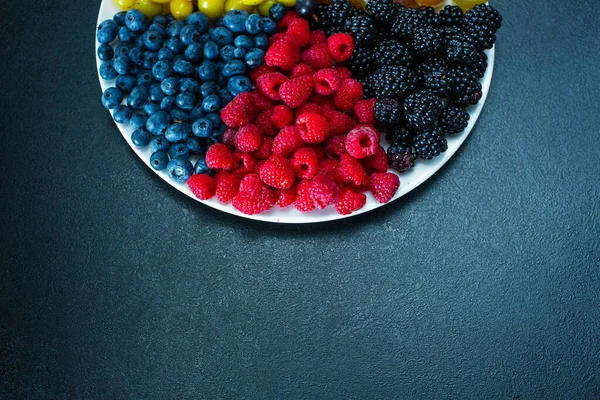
[[1, 1, 599, 399]]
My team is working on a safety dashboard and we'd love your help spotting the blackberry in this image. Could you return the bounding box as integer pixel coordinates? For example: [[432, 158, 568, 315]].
[[374, 98, 402, 128], [418, 6, 441, 27], [327, 0, 354, 28], [462, 23, 496, 50], [374, 39, 414, 68], [472, 51, 488, 77], [439, 105, 469, 136], [403, 90, 443, 130], [449, 66, 483, 106], [391, 7, 427, 39], [418, 58, 451, 98], [385, 124, 414, 143], [444, 34, 480, 66], [412, 127, 447, 160], [365, 65, 418, 99], [346, 46, 375, 78], [438, 5, 463, 27], [344, 13, 377, 47], [366, 0, 397, 25], [311, 4, 330, 30], [411, 26, 445, 59], [387, 141, 416, 172], [464, 4, 502, 32], [443, 25, 463, 40]]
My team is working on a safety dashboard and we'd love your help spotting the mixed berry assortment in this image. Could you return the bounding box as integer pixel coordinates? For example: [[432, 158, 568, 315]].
[[97, 0, 502, 216]]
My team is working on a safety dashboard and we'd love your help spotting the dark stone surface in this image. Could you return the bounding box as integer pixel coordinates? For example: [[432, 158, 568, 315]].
[[1, 1, 599, 399]]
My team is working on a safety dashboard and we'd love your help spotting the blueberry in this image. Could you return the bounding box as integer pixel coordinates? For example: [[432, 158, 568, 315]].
[[194, 157, 210, 174], [244, 48, 265, 69], [127, 86, 149, 110], [125, 9, 146, 32], [245, 14, 263, 35], [205, 113, 222, 129], [217, 74, 227, 88], [161, 77, 180, 96], [158, 48, 174, 61], [131, 128, 151, 146], [166, 20, 185, 38], [128, 47, 143, 65], [152, 60, 173, 81], [146, 111, 171, 135], [170, 107, 190, 123], [186, 137, 204, 155], [148, 22, 166, 37], [217, 88, 232, 105], [200, 81, 218, 97], [113, 12, 127, 27], [234, 35, 253, 50], [99, 60, 118, 80], [150, 135, 170, 152], [222, 60, 246, 78], [130, 113, 148, 130], [113, 105, 133, 123], [262, 18, 276, 34], [143, 30, 163, 51], [176, 92, 196, 111], [180, 25, 201, 46], [219, 45, 236, 62], [201, 94, 221, 113], [180, 78, 200, 95], [223, 10, 249, 34], [167, 158, 193, 183], [167, 38, 184, 54], [113, 55, 130, 75], [169, 143, 190, 159], [233, 47, 247, 60], [184, 43, 204, 65], [152, 14, 169, 26], [227, 75, 252, 96], [165, 123, 192, 142], [142, 51, 158, 70], [144, 102, 161, 116], [118, 26, 137, 43], [130, 65, 140, 75], [137, 70, 153, 87], [253, 34, 269, 50], [148, 83, 164, 103], [97, 43, 114, 61], [198, 32, 211, 44], [211, 27, 233, 46], [190, 106, 205, 121], [269, 3, 286, 21], [97, 19, 119, 44], [214, 18, 224, 27], [203, 41, 219, 60], [114, 43, 132, 58], [116, 75, 136, 94], [186, 12, 209, 33], [160, 96, 176, 112], [102, 87, 123, 110], [192, 118, 213, 138], [133, 35, 146, 50], [197, 61, 217, 82], [150, 151, 169, 170]]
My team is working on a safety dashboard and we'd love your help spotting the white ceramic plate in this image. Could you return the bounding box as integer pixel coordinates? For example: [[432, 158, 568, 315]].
[[96, 0, 494, 224]]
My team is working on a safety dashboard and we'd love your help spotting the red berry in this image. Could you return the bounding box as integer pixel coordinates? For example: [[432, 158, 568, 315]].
[[234, 124, 262, 152], [215, 171, 241, 203], [295, 102, 323, 118], [271, 105, 294, 129], [306, 173, 339, 209], [206, 143, 233, 170], [354, 98, 376, 124], [290, 147, 319, 179], [277, 9, 301, 30], [253, 159, 266, 174], [327, 33, 354, 62], [286, 19, 310, 47], [300, 44, 332, 70], [369, 172, 400, 204], [279, 75, 313, 109], [362, 146, 388, 173], [334, 78, 363, 111], [272, 125, 304, 157], [187, 174, 216, 200], [345, 125, 380, 159], [290, 63, 314, 78], [259, 154, 296, 190], [232, 174, 276, 215], [222, 127, 237, 149], [318, 159, 338, 177], [275, 187, 298, 208], [256, 72, 288, 101], [220, 92, 256, 128], [335, 153, 366, 186], [324, 135, 348, 158], [335, 186, 366, 215], [295, 112, 330, 144], [309, 30, 327, 46], [350, 174, 370, 192], [249, 64, 280, 82], [313, 68, 341, 96], [269, 32, 285, 46], [251, 89, 274, 110], [255, 109, 277, 137], [265, 35, 301, 72], [326, 110, 355, 136], [294, 191, 316, 212], [252, 137, 273, 160], [334, 66, 352, 80], [231, 151, 256, 176], [312, 145, 326, 161]]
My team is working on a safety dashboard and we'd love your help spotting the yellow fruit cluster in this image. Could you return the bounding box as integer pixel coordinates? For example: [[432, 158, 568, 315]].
[[113, 0, 296, 20]]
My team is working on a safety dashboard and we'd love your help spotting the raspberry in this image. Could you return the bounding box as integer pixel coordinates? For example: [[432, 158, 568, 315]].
[[255, 109, 277, 137], [220, 92, 256, 128], [286, 19, 311, 47], [271, 105, 294, 129], [275, 187, 298, 208], [318, 159, 338, 177], [300, 44, 333, 70], [313, 146, 326, 161], [334, 78, 363, 111], [206, 143, 233, 170], [327, 33, 355, 62], [222, 127, 237, 149], [251, 90, 274, 110], [306, 173, 339, 209], [309, 30, 327, 46], [294, 191, 316, 212], [265, 35, 301, 71], [313, 68, 341, 96], [335, 153, 366, 186], [362, 146, 388, 173], [232, 174, 276, 215], [354, 98, 376, 125], [231, 151, 257, 177], [345, 125, 380, 159], [269, 32, 286, 46], [249, 64, 280, 82], [234, 124, 262, 152], [272, 125, 303, 157], [309, 93, 333, 108], [215, 171, 241, 203], [296, 112, 330, 144], [290, 147, 319, 179], [259, 153, 296, 190], [256, 72, 288, 101], [334, 66, 352, 80], [350, 174, 370, 193], [324, 135, 347, 158], [252, 137, 273, 160], [291, 63, 314, 78], [335, 187, 366, 215], [369, 172, 399, 204], [296, 102, 323, 118], [253, 159, 265, 174], [187, 174, 216, 200], [279, 75, 313, 109], [277, 9, 301, 30]]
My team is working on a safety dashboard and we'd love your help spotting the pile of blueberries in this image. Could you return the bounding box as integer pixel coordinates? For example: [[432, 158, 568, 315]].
[[97, 7, 282, 182]]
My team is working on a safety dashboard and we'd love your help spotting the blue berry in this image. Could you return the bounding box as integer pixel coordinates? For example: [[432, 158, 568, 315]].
[[167, 158, 193, 183], [234, 35, 253, 50], [129, 65, 141, 75], [113, 12, 127, 27], [102, 87, 123, 110], [184, 43, 204, 64], [150, 136, 170, 152], [201, 94, 221, 112], [97, 19, 119, 44], [160, 96, 176, 111], [222, 60, 246, 78], [130, 113, 148, 130], [217, 88, 232, 105], [97, 43, 114, 61], [142, 51, 158, 69], [114, 43, 132, 58], [180, 78, 200, 95], [161, 77, 180, 95], [217, 73, 227, 87], [203, 41, 219, 60], [170, 107, 190, 123], [128, 47, 143, 65], [186, 12, 210, 32], [197, 61, 217, 82], [253, 34, 269, 50], [113, 55, 131, 74], [131, 128, 151, 146], [118, 26, 137, 43], [186, 137, 205, 155], [166, 20, 185, 38], [233, 47, 247, 59], [148, 22, 166, 37], [205, 113, 222, 129], [219, 45, 236, 62], [223, 10, 249, 34], [227, 75, 252, 96], [134, 35, 145, 49], [269, 3, 286, 21], [144, 102, 161, 116], [194, 157, 210, 174], [180, 25, 201, 46], [169, 143, 189, 159], [200, 81, 218, 97], [148, 83, 165, 103], [143, 30, 163, 51], [146, 111, 171, 135], [262, 18, 276, 34], [99, 60, 118, 80], [150, 151, 169, 170], [173, 53, 185, 64], [192, 118, 213, 138], [125, 9, 146, 32], [245, 14, 263, 35], [116, 74, 136, 94], [152, 15, 169, 26], [216, 61, 225, 72], [165, 123, 192, 142], [211, 27, 233, 46], [158, 48, 174, 61], [127, 86, 149, 110], [152, 60, 173, 81], [137, 70, 153, 87], [244, 48, 265, 69], [167, 38, 184, 54], [198, 32, 211, 44], [214, 18, 224, 27], [190, 106, 205, 121], [113, 105, 133, 123], [176, 92, 196, 110]]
